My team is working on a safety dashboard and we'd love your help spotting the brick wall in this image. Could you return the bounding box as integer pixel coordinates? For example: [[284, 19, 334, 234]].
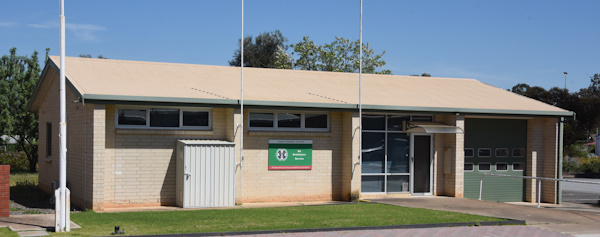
[[526, 118, 559, 204], [0, 165, 9, 217]]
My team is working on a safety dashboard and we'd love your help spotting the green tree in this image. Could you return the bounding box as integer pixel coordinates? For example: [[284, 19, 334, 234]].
[[410, 73, 431, 77], [291, 36, 390, 74], [229, 30, 289, 68], [79, 54, 107, 59], [0, 47, 48, 172]]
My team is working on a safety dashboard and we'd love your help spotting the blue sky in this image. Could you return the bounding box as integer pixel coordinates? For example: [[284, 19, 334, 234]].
[[1, 0, 598, 91]]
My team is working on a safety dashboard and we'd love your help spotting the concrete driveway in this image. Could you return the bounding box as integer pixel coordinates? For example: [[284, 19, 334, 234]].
[[369, 196, 600, 236]]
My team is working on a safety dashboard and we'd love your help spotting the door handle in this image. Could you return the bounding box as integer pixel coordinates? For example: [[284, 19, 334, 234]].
[[184, 173, 191, 180], [411, 157, 414, 162]]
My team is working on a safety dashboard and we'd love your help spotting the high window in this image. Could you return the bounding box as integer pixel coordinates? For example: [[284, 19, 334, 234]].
[[116, 107, 211, 129], [248, 111, 329, 131]]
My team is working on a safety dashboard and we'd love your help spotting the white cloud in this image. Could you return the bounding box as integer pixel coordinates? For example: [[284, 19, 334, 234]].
[[27, 22, 106, 41], [0, 22, 17, 27]]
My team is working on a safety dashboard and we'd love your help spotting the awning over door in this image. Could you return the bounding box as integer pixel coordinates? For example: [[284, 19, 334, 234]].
[[406, 123, 464, 134]]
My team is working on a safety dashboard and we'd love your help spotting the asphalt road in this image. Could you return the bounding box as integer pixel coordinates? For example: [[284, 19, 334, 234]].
[[561, 177, 600, 206]]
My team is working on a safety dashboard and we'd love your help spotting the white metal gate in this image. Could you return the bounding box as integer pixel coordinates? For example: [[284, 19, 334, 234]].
[[176, 140, 235, 208]]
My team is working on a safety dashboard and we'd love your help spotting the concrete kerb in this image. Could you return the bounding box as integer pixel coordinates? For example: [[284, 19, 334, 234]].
[[126, 219, 525, 237]]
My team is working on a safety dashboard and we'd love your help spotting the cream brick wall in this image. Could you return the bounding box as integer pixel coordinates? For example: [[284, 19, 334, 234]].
[[341, 112, 361, 201], [99, 107, 231, 208], [526, 118, 559, 204], [434, 114, 465, 198], [238, 110, 345, 203]]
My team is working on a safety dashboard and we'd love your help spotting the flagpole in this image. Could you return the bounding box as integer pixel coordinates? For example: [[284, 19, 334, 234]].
[[58, 0, 69, 232], [358, 0, 363, 169], [240, 0, 244, 168]]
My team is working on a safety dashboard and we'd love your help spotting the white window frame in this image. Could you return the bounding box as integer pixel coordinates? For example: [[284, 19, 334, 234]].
[[478, 148, 491, 158], [464, 162, 474, 172], [495, 162, 509, 172], [512, 162, 525, 171], [478, 162, 491, 171], [513, 148, 526, 157], [248, 110, 330, 132], [116, 106, 212, 130], [495, 148, 509, 158], [464, 148, 474, 158]]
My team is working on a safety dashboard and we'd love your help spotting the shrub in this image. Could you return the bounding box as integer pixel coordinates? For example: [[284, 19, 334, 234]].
[[0, 151, 29, 171]]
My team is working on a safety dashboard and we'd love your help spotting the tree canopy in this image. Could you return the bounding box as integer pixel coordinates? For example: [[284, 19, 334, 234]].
[[0, 47, 47, 171], [229, 30, 288, 68], [230, 31, 391, 74]]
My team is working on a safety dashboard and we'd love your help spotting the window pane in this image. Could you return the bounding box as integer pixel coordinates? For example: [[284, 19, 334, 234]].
[[478, 163, 491, 171], [278, 113, 301, 128], [411, 115, 433, 122], [513, 148, 525, 157], [118, 109, 147, 126], [513, 162, 524, 171], [464, 163, 474, 171], [387, 133, 409, 173], [496, 163, 508, 171], [387, 115, 408, 131], [249, 113, 274, 128], [305, 114, 328, 129], [361, 176, 384, 192], [478, 148, 491, 157], [464, 148, 474, 157], [183, 111, 209, 127], [496, 148, 509, 157], [150, 108, 179, 127], [387, 175, 409, 192], [362, 115, 385, 130], [362, 132, 385, 173]]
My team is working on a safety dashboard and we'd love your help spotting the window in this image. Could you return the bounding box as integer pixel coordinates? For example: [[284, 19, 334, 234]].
[[496, 163, 508, 171], [248, 111, 329, 131], [464, 148, 474, 157], [478, 163, 491, 171], [513, 162, 524, 171], [116, 107, 211, 129], [478, 148, 491, 157], [513, 148, 525, 157], [46, 123, 52, 157], [464, 162, 474, 172], [495, 148, 509, 157], [411, 115, 433, 122]]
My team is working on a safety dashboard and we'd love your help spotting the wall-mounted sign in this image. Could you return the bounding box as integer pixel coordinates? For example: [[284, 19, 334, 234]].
[[268, 140, 312, 170]]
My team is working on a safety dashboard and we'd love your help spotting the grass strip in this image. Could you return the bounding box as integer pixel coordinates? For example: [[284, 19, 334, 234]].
[[54, 203, 505, 236]]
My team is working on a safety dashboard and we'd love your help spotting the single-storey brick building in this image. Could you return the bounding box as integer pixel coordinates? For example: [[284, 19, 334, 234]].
[[28, 56, 573, 210]]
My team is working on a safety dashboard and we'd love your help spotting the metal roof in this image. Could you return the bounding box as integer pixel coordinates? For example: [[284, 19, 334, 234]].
[[28, 56, 573, 117]]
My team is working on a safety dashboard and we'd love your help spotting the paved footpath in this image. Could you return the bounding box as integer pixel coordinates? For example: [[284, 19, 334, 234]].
[[235, 226, 570, 237]]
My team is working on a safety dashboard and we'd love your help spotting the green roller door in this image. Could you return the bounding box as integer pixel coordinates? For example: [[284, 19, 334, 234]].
[[464, 119, 526, 202]]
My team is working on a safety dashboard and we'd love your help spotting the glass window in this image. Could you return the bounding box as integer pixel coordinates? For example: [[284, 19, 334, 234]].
[[411, 115, 433, 122], [513, 162, 525, 171], [361, 132, 385, 173], [118, 109, 147, 126], [183, 111, 209, 127], [387, 175, 409, 192], [478, 148, 491, 157], [464, 148, 474, 157], [361, 176, 384, 192], [249, 113, 274, 128], [277, 113, 301, 128], [496, 148, 509, 157], [496, 163, 508, 171], [513, 148, 525, 157], [387, 133, 409, 173], [478, 163, 491, 171], [150, 108, 179, 127], [464, 162, 474, 171], [305, 114, 328, 129], [362, 115, 385, 130], [387, 115, 408, 131]]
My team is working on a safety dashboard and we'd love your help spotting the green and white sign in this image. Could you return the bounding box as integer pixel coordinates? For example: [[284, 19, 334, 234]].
[[268, 140, 312, 170]]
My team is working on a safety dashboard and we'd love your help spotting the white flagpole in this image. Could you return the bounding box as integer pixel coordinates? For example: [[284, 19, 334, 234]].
[[358, 0, 363, 168], [240, 0, 244, 168], [58, 0, 69, 232]]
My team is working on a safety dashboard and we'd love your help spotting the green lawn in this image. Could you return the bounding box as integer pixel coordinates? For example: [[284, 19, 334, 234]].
[[51, 203, 505, 236]]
